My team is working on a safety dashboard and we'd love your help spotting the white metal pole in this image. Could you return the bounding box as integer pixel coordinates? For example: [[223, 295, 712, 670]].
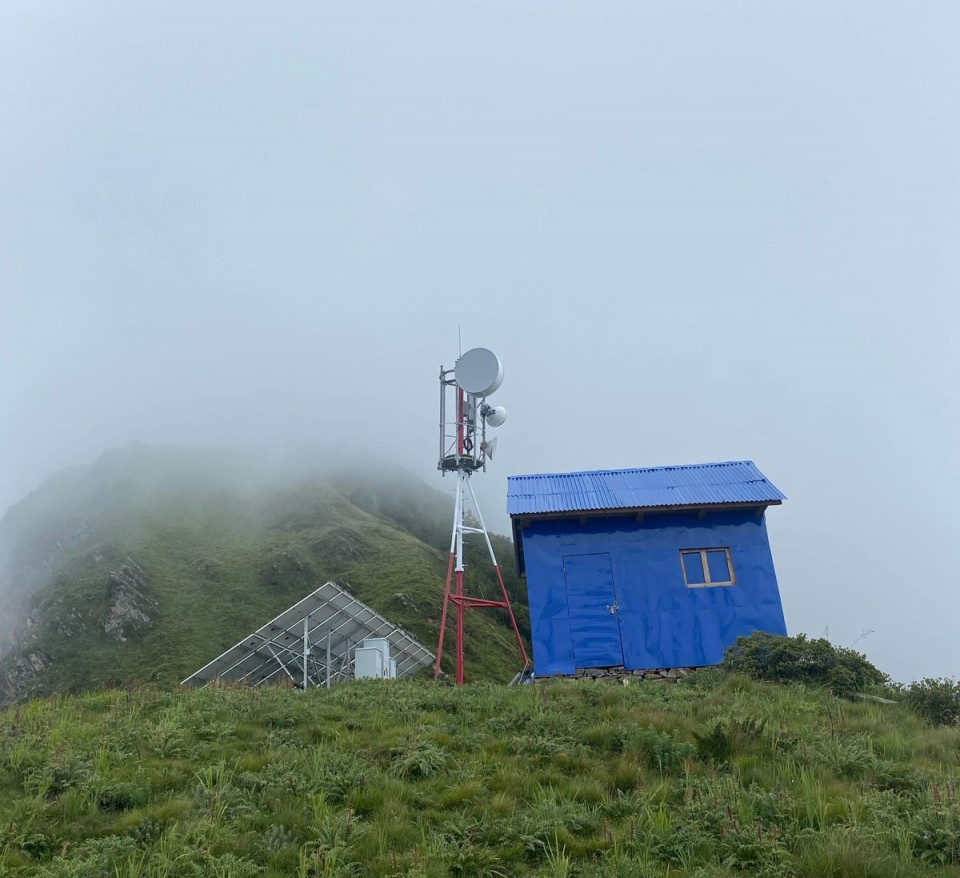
[[465, 477, 497, 564], [303, 615, 309, 691], [455, 471, 465, 573], [326, 629, 332, 689], [448, 474, 462, 556]]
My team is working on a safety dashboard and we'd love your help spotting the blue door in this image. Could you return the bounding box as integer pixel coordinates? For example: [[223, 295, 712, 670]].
[[563, 553, 624, 668]]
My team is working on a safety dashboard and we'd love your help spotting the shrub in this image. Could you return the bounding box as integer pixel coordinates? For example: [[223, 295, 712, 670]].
[[626, 726, 696, 773], [389, 740, 449, 780], [516, 786, 600, 856], [910, 801, 960, 865], [722, 632, 887, 695], [96, 780, 149, 811], [903, 678, 960, 726], [693, 716, 766, 764], [303, 750, 368, 801], [692, 721, 734, 764]]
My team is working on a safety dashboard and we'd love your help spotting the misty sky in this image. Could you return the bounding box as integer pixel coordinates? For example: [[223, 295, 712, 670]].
[[2, 3, 957, 682]]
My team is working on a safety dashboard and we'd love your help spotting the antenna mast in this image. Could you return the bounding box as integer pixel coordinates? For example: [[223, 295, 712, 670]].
[[436, 346, 528, 685]]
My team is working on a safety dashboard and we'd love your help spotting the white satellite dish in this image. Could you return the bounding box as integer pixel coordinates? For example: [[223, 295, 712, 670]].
[[484, 405, 507, 427], [481, 436, 498, 460], [455, 348, 503, 397]]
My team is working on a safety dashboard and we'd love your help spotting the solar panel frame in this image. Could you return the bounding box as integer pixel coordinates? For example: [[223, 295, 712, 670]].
[[181, 581, 435, 688]]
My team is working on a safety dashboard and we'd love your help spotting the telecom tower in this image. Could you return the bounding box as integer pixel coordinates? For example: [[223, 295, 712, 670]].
[[435, 347, 529, 685]]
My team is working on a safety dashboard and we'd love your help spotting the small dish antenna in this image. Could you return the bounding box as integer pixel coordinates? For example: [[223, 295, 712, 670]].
[[455, 348, 503, 397], [482, 405, 507, 428]]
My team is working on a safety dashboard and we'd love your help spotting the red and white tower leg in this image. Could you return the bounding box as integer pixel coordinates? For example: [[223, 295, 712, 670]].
[[434, 388, 528, 685]]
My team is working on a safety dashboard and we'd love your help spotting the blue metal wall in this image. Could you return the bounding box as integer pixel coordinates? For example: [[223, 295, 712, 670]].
[[520, 509, 787, 675]]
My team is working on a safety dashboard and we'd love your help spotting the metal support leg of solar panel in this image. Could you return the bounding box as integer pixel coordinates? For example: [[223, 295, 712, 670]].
[[181, 581, 435, 689]]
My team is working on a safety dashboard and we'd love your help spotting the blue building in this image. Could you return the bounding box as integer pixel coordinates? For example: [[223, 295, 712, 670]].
[[507, 461, 787, 676]]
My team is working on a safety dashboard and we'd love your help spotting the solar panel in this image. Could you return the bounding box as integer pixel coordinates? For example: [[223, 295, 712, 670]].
[[181, 580, 435, 688]]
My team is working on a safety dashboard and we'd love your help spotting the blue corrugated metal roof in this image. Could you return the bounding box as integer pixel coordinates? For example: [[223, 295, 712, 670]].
[[507, 461, 785, 516]]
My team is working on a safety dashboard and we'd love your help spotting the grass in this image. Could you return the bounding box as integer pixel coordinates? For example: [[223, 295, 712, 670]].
[[2, 673, 960, 877]]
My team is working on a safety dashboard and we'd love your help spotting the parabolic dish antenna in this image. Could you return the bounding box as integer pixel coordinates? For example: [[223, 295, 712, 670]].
[[455, 347, 503, 397], [484, 405, 507, 427]]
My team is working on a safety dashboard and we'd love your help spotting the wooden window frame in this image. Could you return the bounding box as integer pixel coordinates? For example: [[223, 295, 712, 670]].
[[680, 547, 736, 588]]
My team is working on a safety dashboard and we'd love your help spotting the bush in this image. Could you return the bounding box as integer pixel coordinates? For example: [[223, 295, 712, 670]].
[[303, 750, 368, 801], [722, 632, 887, 695], [910, 800, 960, 864], [693, 716, 765, 764], [389, 740, 449, 780], [903, 678, 960, 726], [626, 726, 696, 773]]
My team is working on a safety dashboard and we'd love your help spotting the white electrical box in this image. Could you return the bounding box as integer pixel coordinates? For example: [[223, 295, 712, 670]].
[[354, 637, 396, 679], [354, 647, 383, 679]]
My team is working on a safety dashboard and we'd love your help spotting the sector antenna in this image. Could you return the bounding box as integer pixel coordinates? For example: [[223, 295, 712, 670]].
[[436, 346, 529, 685]]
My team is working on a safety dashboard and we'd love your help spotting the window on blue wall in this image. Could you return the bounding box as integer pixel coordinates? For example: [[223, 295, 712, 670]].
[[681, 551, 705, 584], [680, 548, 735, 587]]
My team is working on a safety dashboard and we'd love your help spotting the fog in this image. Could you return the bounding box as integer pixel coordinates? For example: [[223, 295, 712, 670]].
[[2, 3, 957, 682]]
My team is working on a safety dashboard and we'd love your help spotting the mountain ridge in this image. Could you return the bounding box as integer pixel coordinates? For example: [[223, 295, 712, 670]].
[[0, 444, 529, 703]]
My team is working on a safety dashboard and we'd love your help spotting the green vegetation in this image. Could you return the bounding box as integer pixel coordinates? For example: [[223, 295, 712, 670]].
[[722, 631, 887, 696], [723, 634, 960, 729], [3, 675, 960, 877], [904, 679, 960, 727], [4, 447, 959, 876], [0, 445, 529, 700]]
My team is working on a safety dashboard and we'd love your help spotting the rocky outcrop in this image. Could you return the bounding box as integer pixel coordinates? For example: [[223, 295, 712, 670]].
[[257, 550, 316, 592], [0, 556, 156, 704], [0, 649, 53, 704], [101, 560, 156, 643]]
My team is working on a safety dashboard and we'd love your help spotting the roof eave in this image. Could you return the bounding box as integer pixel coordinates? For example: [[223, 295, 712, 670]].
[[509, 499, 782, 521]]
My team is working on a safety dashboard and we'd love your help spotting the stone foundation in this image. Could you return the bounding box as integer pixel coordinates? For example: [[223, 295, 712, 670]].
[[553, 666, 700, 684]]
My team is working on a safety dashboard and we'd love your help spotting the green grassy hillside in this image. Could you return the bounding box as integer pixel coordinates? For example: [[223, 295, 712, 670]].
[[2, 675, 959, 877], [0, 445, 529, 701]]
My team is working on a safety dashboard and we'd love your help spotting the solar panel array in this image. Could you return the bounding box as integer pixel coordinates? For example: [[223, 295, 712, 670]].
[[181, 581, 435, 688]]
